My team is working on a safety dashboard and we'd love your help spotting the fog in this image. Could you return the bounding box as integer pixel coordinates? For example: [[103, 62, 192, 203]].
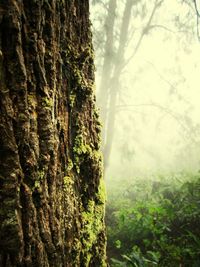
[[90, 0, 200, 182]]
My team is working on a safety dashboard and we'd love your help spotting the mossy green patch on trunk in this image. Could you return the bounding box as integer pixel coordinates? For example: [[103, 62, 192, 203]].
[[0, 1, 107, 266]]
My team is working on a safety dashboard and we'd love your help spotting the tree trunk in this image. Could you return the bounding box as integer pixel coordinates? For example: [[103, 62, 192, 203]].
[[0, 1, 106, 266], [98, 0, 163, 173], [98, 0, 117, 147], [103, 0, 133, 171]]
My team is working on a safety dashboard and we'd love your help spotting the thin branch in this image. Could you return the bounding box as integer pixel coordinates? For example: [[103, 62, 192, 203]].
[[121, 0, 164, 70], [115, 102, 198, 144], [148, 24, 176, 33], [145, 60, 191, 106], [194, 0, 200, 17], [196, 11, 200, 41], [193, 0, 200, 40]]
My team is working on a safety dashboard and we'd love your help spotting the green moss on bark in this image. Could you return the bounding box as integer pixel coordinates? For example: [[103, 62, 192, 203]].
[[0, 1, 107, 266]]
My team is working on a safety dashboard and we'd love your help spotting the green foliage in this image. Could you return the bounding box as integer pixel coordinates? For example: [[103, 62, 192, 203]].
[[111, 246, 159, 267], [107, 173, 200, 267]]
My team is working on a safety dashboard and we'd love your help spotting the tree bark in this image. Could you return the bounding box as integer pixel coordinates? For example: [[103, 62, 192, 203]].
[[0, 1, 106, 266]]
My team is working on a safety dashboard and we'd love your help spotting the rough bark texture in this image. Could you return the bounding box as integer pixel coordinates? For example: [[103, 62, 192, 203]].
[[0, 0, 106, 266]]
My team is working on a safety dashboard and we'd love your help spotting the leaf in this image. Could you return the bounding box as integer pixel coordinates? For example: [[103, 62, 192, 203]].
[[115, 239, 121, 249]]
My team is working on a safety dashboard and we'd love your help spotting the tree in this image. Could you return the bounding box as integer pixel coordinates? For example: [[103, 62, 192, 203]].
[[0, 1, 106, 266], [93, 0, 164, 173], [91, 0, 199, 177]]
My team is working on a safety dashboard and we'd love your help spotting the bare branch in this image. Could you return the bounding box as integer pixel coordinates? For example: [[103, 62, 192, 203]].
[[115, 102, 198, 144], [194, 0, 200, 17], [148, 24, 176, 33], [193, 0, 200, 40], [145, 60, 191, 106], [196, 11, 200, 41], [121, 0, 164, 70]]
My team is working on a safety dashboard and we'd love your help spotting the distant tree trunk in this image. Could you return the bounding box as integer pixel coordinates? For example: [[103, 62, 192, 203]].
[[0, 1, 106, 266], [97, 0, 163, 173], [103, 0, 133, 171], [98, 0, 117, 146]]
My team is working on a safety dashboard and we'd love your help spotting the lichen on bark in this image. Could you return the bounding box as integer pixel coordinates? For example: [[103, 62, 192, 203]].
[[0, 1, 106, 266]]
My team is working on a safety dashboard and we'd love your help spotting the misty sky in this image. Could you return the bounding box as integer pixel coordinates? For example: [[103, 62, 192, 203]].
[[90, 0, 200, 180]]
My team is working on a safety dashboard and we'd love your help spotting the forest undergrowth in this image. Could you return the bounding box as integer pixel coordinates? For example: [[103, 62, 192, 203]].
[[106, 172, 200, 267]]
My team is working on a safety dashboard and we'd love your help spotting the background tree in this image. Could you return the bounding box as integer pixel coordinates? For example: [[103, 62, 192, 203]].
[[91, 0, 200, 179], [0, 1, 106, 266], [92, 0, 166, 172], [90, 1, 200, 265]]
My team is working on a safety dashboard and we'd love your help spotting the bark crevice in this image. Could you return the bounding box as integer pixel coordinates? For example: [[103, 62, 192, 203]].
[[0, 1, 106, 266]]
